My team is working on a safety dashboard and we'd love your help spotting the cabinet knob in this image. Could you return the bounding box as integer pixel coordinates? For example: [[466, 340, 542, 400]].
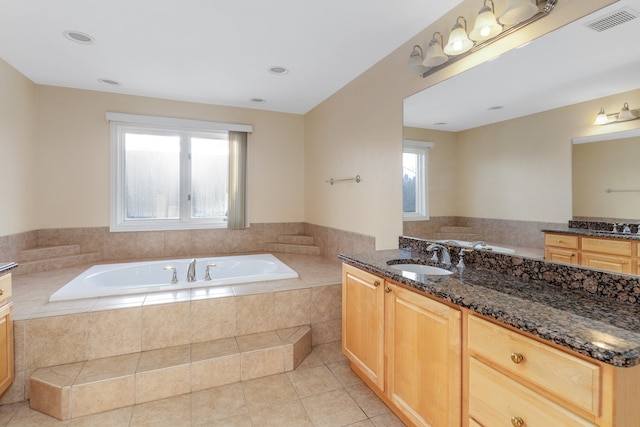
[[510, 352, 524, 364], [385, 286, 392, 293], [373, 280, 381, 287], [511, 416, 524, 427]]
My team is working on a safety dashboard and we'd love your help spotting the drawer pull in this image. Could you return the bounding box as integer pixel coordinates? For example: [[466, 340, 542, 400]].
[[511, 416, 524, 427], [510, 352, 524, 364], [385, 286, 392, 293], [373, 280, 381, 287]]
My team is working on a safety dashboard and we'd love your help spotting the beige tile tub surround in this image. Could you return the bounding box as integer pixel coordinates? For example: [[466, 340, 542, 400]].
[[3, 253, 343, 407]]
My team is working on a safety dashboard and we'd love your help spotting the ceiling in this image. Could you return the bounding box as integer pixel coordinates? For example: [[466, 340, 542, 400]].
[[404, 0, 640, 131], [0, 0, 461, 115]]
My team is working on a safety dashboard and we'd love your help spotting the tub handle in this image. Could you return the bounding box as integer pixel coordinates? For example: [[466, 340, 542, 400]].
[[163, 266, 178, 284], [204, 263, 217, 281]]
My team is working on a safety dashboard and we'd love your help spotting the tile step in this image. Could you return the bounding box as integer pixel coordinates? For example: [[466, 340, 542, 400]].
[[278, 234, 315, 245], [263, 243, 321, 255], [13, 252, 102, 276], [29, 326, 312, 420], [19, 244, 81, 263]]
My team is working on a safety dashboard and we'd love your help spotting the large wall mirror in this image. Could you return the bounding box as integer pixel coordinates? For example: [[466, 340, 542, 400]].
[[403, 0, 640, 270]]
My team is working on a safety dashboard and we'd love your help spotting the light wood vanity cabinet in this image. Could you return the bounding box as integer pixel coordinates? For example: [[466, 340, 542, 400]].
[[0, 273, 14, 397], [544, 232, 638, 274], [342, 264, 461, 427]]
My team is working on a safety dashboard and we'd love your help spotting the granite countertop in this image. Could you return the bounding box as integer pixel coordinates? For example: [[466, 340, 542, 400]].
[[0, 262, 18, 274], [339, 249, 640, 368], [543, 227, 640, 241]]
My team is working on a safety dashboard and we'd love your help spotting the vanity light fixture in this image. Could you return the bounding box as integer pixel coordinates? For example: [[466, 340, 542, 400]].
[[469, 0, 503, 41], [422, 32, 448, 68], [444, 17, 474, 55], [411, 0, 556, 78], [499, 0, 539, 25], [594, 103, 640, 125], [408, 45, 427, 76]]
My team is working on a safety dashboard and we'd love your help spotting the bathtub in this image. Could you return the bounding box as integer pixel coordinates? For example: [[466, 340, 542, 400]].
[[49, 253, 298, 302]]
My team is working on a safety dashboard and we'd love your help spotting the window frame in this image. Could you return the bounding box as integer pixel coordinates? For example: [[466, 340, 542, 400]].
[[402, 139, 434, 221], [108, 113, 252, 232]]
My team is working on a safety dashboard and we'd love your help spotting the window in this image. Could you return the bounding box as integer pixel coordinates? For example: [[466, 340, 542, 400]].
[[403, 140, 433, 221], [108, 113, 251, 231]]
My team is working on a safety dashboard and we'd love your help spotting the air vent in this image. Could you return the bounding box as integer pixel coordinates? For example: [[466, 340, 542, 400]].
[[585, 6, 638, 32]]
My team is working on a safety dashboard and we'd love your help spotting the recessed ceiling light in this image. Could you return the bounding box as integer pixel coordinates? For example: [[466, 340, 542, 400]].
[[487, 105, 504, 110], [250, 98, 266, 104], [98, 78, 121, 86], [63, 30, 95, 44], [268, 66, 289, 75], [434, 122, 448, 126]]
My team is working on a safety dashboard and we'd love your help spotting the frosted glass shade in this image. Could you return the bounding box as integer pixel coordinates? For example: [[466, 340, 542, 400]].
[[470, 5, 503, 41], [499, 0, 538, 26], [423, 38, 448, 67], [444, 24, 474, 56]]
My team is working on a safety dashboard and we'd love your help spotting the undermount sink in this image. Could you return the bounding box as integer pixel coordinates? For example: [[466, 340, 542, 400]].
[[389, 264, 453, 281]]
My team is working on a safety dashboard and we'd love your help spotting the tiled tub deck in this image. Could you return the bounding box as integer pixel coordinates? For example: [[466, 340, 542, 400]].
[[1, 253, 344, 420]]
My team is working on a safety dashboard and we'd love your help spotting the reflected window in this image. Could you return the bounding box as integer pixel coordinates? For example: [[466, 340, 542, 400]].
[[403, 140, 433, 220]]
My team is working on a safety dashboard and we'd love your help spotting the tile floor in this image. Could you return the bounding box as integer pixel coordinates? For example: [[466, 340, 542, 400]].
[[0, 342, 406, 427]]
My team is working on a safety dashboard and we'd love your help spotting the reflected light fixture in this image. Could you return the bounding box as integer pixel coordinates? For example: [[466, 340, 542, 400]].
[[593, 103, 640, 125], [444, 16, 474, 55], [422, 32, 448, 67], [470, 0, 503, 41], [408, 45, 427, 76], [500, 0, 539, 25]]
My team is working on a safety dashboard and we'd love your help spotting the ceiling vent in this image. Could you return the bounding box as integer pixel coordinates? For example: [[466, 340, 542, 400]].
[[585, 6, 638, 32]]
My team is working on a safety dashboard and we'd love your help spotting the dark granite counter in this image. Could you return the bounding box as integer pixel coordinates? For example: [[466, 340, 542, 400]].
[[0, 262, 18, 274], [339, 248, 640, 368], [543, 227, 640, 241]]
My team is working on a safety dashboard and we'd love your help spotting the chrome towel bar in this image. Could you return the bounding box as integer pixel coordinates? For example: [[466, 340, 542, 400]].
[[606, 188, 640, 193], [326, 175, 361, 185]]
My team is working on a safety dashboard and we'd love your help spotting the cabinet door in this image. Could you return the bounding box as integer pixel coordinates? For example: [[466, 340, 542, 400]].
[[0, 304, 14, 396], [581, 253, 632, 274], [545, 247, 579, 265], [386, 284, 461, 427], [342, 264, 385, 390]]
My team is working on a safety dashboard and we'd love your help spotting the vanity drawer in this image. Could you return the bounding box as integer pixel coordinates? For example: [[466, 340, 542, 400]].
[[0, 274, 12, 306], [469, 358, 596, 427], [582, 237, 632, 257], [467, 315, 601, 415], [544, 233, 578, 249]]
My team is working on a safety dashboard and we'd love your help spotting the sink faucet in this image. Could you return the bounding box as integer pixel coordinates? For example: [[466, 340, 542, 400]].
[[469, 241, 487, 250], [426, 243, 451, 265], [187, 259, 196, 282]]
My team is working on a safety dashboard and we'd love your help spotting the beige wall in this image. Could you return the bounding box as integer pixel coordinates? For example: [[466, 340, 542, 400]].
[[0, 59, 37, 236], [33, 86, 305, 229], [304, 0, 616, 249]]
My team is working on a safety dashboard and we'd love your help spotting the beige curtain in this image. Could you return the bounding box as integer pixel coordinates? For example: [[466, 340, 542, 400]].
[[227, 131, 248, 229]]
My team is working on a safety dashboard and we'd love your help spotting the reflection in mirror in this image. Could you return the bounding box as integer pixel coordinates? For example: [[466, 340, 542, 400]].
[[572, 130, 640, 223], [402, 0, 640, 268]]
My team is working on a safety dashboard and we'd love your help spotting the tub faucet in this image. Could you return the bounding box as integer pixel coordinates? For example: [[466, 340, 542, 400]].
[[426, 243, 451, 265], [469, 241, 487, 250], [187, 259, 197, 282]]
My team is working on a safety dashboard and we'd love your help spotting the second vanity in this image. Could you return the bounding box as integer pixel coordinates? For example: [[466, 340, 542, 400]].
[[339, 241, 640, 427]]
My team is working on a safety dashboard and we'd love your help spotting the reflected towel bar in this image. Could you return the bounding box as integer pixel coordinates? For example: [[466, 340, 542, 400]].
[[327, 175, 361, 185], [606, 188, 640, 193]]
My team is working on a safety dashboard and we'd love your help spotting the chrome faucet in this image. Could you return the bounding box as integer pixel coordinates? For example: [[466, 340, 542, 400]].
[[426, 243, 451, 265], [469, 241, 487, 250], [187, 259, 197, 282]]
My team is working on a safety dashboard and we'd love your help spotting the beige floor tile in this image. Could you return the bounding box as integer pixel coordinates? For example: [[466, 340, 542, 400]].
[[249, 400, 313, 427], [286, 364, 342, 398], [241, 373, 298, 411], [68, 406, 133, 426], [137, 345, 190, 372], [370, 412, 406, 427], [294, 349, 325, 370], [190, 383, 248, 425], [191, 337, 238, 361], [345, 421, 376, 427], [129, 394, 191, 427], [346, 383, 391, 418], [236, 331, 282, 352], [311, 341, 347, 364], [6, 402, 70, 426], [301, 388, 367, 427], [327, 360, 365, 387], [196, 412, 252, 426], [0, 401, 22, 426], [75, 353, 139, 384]]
